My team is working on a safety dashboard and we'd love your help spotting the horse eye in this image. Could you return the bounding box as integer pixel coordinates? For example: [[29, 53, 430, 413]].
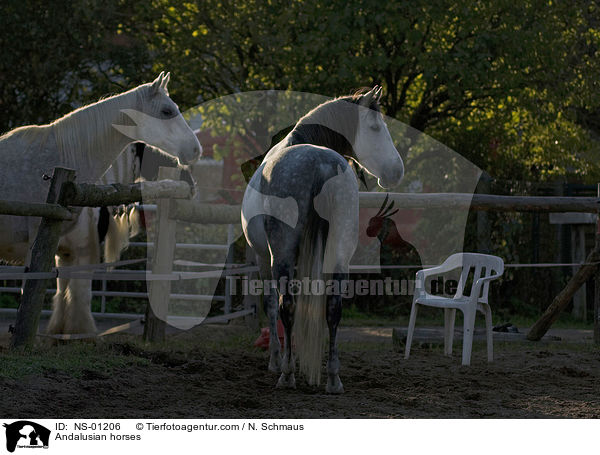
[[161, 108, 174, 117], [370, 123, 381, 132]]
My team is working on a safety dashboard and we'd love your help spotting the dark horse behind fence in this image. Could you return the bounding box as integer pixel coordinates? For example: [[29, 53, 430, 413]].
[[242, 87, 404, 393]]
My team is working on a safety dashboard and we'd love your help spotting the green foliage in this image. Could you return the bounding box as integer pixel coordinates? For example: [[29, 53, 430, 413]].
[[3, 0, 598, 181], [0, 294, 18, 309], [0, 0, 151, 132]]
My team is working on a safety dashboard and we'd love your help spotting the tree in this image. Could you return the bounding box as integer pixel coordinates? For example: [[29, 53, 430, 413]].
[[0, 0, 149, 132], [3, 0, 599, 182]]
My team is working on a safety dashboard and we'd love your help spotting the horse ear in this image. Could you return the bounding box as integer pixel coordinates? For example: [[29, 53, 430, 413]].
[[160, 72, 170, 93], [150, 72, 166, 95], [360, 86, 376, 106], [374, 86, 382, 101]]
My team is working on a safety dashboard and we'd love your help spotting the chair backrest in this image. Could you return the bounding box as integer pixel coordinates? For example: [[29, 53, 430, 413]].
[[448, 253, 504, 303]]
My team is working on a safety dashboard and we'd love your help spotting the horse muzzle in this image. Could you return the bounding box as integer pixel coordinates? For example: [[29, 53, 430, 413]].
[[378, 166, 404, 189], [179, 143, 202, 165]]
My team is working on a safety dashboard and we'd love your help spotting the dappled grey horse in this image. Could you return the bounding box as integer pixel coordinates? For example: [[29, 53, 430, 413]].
[[242, 87, 404, 393]]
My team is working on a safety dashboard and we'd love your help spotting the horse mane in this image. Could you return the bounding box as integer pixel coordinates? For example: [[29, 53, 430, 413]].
[[288, 88, 381, 158], [51, 87, 145, 180], [1, 85, 147, 182]]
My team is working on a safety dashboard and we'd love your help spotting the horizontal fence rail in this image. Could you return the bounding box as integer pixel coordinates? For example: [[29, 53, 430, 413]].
[[65, 179, 192, 206], [170, 200, 241, 224], [0, 180, 193, 221], [129, 242, 229, 251], [358, 192, 600, 212], [0, 287, 224, 301], [2, 191, 598, 222], [162, 193, 600, 227], [0, 308, 251, 325], [0, 200, 76, 220]]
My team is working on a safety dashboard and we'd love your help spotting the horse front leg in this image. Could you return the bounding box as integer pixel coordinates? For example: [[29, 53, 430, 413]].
[[47, 242, 75, 334], [325, 271, 345, 394], [47, 270, 68, 335], [50, 212, 98, 335], [50, 246, 97, 335], [62, 276, 96, 334]]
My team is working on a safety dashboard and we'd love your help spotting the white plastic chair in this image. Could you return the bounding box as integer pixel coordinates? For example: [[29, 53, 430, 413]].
[[404, 253, 504, 366]]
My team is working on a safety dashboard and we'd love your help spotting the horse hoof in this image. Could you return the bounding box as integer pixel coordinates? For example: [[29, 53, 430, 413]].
[[326, 378, 344, 394], [268, 361, 281, 374], [268, 364, 281, 374], [268, 354, 282, 373], [276, 373, 296, 389]]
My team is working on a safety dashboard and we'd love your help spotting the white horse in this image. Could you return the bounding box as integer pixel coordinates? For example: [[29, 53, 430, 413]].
[[47, 143, 196, 335], [0, 71, 200, 263], [0, 72, 201, 330]]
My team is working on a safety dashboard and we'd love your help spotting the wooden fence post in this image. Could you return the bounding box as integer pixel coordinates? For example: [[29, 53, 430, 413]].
[[10, 167, 75, 349], [143, 167, 180, 343], [571, 224, 587, 320], [595, 183, 600, 345], [224, 223, 234, 314], [527, 245, 600, 341], [476, 172, 492, 254]]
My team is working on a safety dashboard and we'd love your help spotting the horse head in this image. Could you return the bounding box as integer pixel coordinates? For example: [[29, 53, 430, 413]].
[[352, 86, 404, 189], [113, 72, 202, 165]]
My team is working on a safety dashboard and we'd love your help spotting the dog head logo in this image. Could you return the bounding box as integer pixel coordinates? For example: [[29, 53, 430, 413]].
[[3, 421, 50, 452]]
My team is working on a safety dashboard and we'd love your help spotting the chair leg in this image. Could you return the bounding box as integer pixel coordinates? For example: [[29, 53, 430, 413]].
[[404, 302, 419, 359], [444, 308, 456, 356], [483, 304, 493, 362], [461, 309, 476, 366]]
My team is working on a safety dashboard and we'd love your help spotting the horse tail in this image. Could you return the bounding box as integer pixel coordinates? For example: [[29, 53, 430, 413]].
[[104, 209, 130, 264], [104, 204, 144, 265], [127, 204, 143, 239], [293, 214, 327, 386]]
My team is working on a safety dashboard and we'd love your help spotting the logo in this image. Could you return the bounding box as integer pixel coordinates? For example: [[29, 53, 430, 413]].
[[3, 421, 50, 452]]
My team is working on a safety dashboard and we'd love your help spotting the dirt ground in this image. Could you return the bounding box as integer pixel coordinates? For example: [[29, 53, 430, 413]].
[[1, 322, 599, 418]]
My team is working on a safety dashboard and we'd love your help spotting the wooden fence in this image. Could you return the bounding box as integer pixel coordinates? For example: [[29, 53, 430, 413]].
[[2, 167, 600, 349]]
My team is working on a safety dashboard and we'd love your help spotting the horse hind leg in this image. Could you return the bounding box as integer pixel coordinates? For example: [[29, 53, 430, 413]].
[[325, 271, 345, 394], [257, 255, 281, 373], [273, 260, 296, 389], [322, 223, 357, 394]]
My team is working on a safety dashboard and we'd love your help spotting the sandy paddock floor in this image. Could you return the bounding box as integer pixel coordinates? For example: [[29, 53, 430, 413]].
[[1, 323, 599, 418]]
